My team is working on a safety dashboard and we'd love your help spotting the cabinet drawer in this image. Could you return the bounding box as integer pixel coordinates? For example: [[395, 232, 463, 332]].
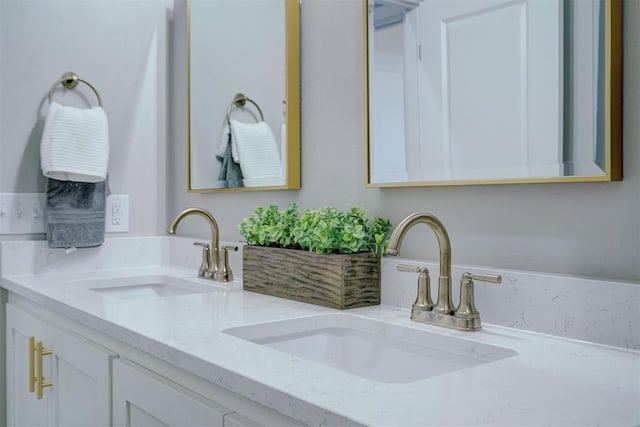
[[113, 359, 230, 426], [224, 413, 264, 427]]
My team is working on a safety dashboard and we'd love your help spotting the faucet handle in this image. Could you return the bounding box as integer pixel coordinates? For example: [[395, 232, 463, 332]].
[[397, 264, 433, 311], [214, 245, 238, 283], [397, 264, 426, 273], [455, 272, 501, 322], [465, 272, 502, 284], [193, 242, 211, 278]]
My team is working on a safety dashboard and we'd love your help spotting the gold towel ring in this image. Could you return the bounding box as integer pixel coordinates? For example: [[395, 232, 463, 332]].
[[48, 72, 103, 107], [226, 93, 264, 125]]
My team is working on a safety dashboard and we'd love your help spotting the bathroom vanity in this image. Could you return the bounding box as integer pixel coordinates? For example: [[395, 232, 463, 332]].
[[1, 237, 639, 426]]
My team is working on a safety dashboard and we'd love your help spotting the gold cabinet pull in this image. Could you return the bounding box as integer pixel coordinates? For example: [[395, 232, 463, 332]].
[[36, 341, 53, 399], [28, 336, 37, 393]]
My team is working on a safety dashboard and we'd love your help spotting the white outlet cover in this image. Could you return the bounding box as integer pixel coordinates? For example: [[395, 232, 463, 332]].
[[106, 195, 129, 233]]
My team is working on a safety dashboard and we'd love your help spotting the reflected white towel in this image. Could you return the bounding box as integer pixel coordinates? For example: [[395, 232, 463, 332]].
[[41, 102, 109, 183], [230, 119, 283, 186], [216, 123, 239, 162]]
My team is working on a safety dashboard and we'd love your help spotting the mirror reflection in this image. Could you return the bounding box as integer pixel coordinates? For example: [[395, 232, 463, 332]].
[[366, 0, 621, 186], [188, 0, 300, 192]]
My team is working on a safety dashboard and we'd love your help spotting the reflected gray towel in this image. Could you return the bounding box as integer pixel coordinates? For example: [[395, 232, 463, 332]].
[[46, 178, 107, 248], [217, 134, 244, 188]]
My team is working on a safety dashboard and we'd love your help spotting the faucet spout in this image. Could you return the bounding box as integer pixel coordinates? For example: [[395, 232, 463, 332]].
[[168, 207, 220, 278], [385, 213, 453, 315]]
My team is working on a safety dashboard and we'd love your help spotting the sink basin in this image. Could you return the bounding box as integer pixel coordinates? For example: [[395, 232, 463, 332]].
[[84, 275, 220, 300], [223, 314, 517, 383]]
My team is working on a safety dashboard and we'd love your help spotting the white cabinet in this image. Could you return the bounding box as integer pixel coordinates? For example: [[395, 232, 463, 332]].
[[5, 303, 116, 427], [113, 359, 228, 426], [4, 294, 305, 427]]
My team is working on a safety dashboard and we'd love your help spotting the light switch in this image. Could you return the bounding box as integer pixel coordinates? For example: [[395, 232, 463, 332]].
[[0, 193, 46, 234]]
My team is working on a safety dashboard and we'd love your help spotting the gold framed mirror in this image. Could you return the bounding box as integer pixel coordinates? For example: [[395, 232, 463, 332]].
[[365, 0, 621, 187], [187, 0, 300, 192]]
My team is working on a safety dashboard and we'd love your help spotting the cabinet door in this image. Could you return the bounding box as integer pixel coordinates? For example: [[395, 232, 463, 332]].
[[414, 0, 562, 179], [6, 303, 116, 427], [6, 303, 48, 427], [47, 324, 116, 427], [113, 359, 228, 427]]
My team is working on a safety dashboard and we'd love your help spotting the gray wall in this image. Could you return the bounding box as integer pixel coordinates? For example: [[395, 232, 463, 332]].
[[0, 0, 172, 236], [0, 0, 637, 281], [170, 0, 640, 281]]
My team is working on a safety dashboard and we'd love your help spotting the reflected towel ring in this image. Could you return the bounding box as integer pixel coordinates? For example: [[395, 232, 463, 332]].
[[226, 93, 264, 125], [47, 72, 103, 107]]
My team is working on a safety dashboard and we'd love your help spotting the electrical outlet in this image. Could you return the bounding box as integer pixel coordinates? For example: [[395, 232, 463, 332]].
[[106, 195, 129, 233]]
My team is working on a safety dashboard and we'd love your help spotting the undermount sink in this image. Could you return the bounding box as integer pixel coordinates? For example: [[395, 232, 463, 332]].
[[82, 275, 220, 300], [223, 313, 517, 383]]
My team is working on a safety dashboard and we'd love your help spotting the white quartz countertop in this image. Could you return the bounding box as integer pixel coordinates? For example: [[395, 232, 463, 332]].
[[2, 266, 639, 426]]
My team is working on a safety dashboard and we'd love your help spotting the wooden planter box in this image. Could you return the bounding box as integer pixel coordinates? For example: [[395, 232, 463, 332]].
[[242, 245, 380, 309]]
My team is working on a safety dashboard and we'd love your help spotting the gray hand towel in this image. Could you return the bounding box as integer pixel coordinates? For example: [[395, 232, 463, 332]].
[[46, 178, 107, 248], [217, 134, 244, 188]]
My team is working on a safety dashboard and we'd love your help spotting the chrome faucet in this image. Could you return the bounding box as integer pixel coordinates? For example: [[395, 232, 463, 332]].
[[385, 213, 500, 331], [168, 207, 236, 282]]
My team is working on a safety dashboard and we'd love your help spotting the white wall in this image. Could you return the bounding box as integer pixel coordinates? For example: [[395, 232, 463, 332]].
[[0, 0, 172, 236], [170, 0, 640, 282], [0, 0, 637, 282]]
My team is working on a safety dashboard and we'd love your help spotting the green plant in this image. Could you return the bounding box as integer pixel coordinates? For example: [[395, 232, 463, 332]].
[[237, 203, 299, 247], [238, 203, 392, 255]]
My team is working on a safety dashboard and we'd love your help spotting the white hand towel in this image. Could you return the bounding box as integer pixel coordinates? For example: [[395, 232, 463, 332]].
[[41, 102, 109, 183], [230, 119, 283, 186]]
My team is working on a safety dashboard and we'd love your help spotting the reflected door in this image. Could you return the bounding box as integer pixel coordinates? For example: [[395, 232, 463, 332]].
[[410, 0, 563, 180]]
